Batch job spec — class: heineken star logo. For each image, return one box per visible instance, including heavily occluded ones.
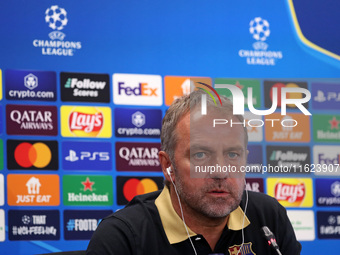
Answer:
[329,117,340,130]
[82,177,95,191]
[235,81,244,90]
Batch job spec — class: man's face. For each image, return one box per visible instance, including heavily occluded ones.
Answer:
[173,108,247,218]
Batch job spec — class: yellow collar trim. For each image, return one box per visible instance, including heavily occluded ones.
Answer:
[155,187,250,244]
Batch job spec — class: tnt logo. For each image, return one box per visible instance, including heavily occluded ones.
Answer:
[118,82,157,97]
[24,74,38,90]
[132,111,145,127]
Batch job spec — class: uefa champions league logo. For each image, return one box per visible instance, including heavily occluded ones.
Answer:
[45,5,68,40]
[32,5,81,56]
[249,17,270,50]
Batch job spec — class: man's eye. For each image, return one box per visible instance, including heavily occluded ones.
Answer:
[194,152,206,159]
[228,152,238,159]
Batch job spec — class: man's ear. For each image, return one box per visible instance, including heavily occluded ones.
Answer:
[159,151,173,183]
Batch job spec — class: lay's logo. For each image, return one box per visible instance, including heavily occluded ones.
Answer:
[275,182,305,205]
[61,106,112,138]
[69,110,103,133]
[267,178,313,207]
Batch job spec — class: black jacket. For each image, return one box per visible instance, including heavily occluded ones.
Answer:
[86,189,301,255]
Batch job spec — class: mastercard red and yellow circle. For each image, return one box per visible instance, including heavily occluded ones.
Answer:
[14,142,52,168]
[123,178,158,202]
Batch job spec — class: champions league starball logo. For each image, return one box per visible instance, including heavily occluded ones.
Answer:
[249,17,270,50]
[238,17,283,65]
[45,5,68,40]
[32,5,82,56]
[45,6,68,30]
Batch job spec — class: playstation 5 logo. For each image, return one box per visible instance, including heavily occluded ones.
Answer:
[314,90,340,103]
[65,150,110,162]
[65,150,79,162]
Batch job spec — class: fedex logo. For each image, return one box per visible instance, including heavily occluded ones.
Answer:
[313,146,340,176]
[118,82,157,96]
[113,74,162,106]
[318,154,340,165]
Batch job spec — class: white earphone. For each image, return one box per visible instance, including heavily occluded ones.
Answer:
[166,166,172,176]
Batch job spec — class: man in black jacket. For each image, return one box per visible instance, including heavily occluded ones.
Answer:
[86,90,301,255]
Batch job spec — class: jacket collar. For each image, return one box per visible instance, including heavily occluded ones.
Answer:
[155,186,250,244]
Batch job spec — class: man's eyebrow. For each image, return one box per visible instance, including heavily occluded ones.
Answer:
[190,144,214,151]
[189,145,245,152]
[225,146,245,152]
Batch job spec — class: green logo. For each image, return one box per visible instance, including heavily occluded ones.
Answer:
[214,78,261,108]
[63,175,113,206]
[64,78,72,88]
[313,114,340,142]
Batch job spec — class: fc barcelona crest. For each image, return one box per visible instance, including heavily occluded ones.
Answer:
[228,242,256,255]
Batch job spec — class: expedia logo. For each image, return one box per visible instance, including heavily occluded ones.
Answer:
[7,140,58,170]
[60,72,110,102]
[275,182,305,204]
[61,106,112,138]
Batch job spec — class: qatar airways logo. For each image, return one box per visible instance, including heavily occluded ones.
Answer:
[275,182,305,204]
[198,84,311,128]
[69,111,103,133]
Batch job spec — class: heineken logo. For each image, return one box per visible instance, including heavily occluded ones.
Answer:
[63,175,113,206]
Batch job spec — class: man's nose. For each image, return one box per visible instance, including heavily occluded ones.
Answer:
[209,156,229,179]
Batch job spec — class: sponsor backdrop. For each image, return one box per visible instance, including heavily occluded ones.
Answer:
[0,0,340,254]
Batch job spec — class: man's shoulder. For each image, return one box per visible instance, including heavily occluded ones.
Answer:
[245,190,284,214]
[247,190,279,204]
[106,190,162,222]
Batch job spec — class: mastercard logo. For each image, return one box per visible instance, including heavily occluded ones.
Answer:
[123,178,159,202]
[15,142,51,168]
[269,82,305,107]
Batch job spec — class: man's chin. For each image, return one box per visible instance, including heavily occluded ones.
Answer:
[200,204,238,219]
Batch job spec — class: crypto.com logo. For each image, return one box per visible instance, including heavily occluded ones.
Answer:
[200,84,311,116]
